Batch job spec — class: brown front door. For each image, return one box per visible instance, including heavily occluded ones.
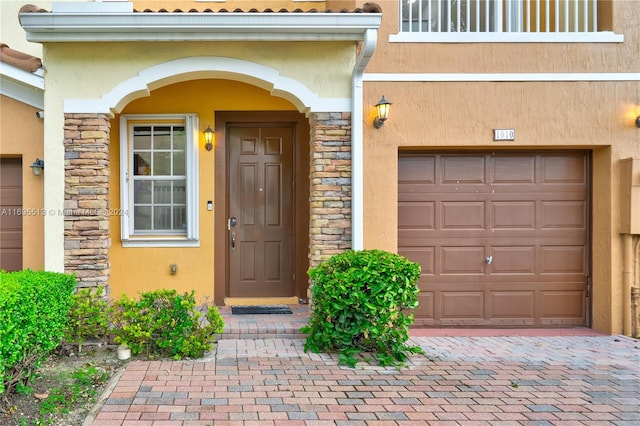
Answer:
[0,158,23,271]
[228,126,294,297]
[398,151,589,327]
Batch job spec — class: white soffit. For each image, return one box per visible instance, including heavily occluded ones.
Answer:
[0,62,44,108]
[19,3,381,42]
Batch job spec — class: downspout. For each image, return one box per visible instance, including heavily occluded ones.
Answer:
[351,28,377,251]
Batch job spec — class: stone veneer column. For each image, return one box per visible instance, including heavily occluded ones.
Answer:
[308,112,352,269]
[63,113,111,291]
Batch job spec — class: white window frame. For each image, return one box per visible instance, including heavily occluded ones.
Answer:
[119,114,200,247]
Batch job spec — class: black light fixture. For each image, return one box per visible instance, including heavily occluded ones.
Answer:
[203,125,214,151]
[30,158,44,176]
[373,95,392,129]
[635,116,640,128]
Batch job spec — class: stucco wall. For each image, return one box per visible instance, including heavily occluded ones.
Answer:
[44,42,354,101]
[0,95,44,269]
[368,0,640,74]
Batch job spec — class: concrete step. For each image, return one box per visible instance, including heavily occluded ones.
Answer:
[215,305,310,340]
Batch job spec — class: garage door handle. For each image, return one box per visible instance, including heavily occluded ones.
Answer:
[485,256,493,265]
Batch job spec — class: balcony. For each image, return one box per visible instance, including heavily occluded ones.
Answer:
[390,0,623,43]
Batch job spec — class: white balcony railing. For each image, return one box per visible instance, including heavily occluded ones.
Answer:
[400,0,598,34]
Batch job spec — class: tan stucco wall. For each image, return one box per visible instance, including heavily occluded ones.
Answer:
[0,95,44,269]
[369,0,640,74]
[108,79,296,300]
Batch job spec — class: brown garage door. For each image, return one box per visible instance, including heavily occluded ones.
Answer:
[0,158,23,271]
[398,151,589,327]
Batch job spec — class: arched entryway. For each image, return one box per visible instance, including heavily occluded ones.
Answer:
[62,59,353,303]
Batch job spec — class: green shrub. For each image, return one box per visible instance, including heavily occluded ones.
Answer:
[111,289,225,359]
[301,249,424,367]
[0,270,76,407]
[64,286,111,351]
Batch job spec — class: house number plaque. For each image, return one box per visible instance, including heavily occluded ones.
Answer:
[493,128,515,141]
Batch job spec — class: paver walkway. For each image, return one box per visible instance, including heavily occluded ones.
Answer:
[87,308,640,425]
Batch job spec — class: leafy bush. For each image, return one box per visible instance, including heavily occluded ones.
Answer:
[111,289,225,359]
[64,286,111,351]
[301,249,424,367]
[0,270,76,408]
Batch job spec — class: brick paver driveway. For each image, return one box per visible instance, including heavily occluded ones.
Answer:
[89,334,640,425]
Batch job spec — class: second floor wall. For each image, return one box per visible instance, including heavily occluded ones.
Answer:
[369,0,640,74]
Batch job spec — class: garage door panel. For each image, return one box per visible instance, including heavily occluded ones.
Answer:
[492,156,536,183]
[440,291,485,318]
[414,292,435,319]
[541,290,585,318]
[0,158,23,272]
[541,201,586,229]
[0,189,21,205]
[399,247,435,275]
[441,156,486,184]
[398,151,588,328]
[0,212,22,230]
[541,246,585,274]
[398,202,434,229]
[398,155,435,185]
[441,246,485,274]
[492,201,535,228]
[541,154,586,184]
[0,231,21,247]
[0,250,22,269]
[441,202,485,229]
[490,291,535,318]
[491,246,536,274]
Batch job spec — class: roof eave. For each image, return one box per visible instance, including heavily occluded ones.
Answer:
[19,12,382,42]
[0,62,44,108]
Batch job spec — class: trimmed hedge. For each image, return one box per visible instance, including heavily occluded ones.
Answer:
[0,270,76,406]
[301,249,424,367]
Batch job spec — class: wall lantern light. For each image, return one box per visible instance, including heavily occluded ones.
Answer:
[30,158,44,176]
[636,116,640,128]
[203,125,214,151]
[373,95,392,129]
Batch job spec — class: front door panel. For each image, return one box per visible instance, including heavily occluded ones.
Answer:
[228,126,294,297]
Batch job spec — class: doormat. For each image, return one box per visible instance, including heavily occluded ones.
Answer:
[231,305,293,315]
